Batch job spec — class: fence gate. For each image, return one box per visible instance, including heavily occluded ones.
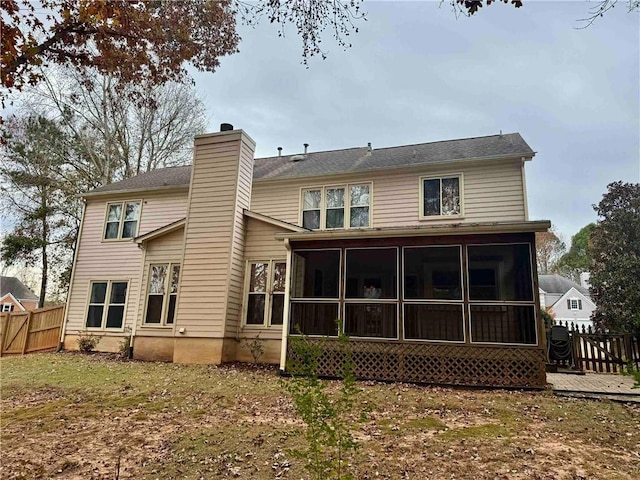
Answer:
[0,305,65,356]
[573,333,640,373]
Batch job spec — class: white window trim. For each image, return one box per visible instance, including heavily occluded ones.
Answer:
[299,182,373,230]
[84,280,129,331]
[102,200,142,241]
[142,263,181,327]
[418,173,464,220]
[569,298,580,310]
[242,259,287,328]
[2,303,14,312]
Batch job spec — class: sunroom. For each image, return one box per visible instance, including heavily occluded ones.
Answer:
[279,223,549,388]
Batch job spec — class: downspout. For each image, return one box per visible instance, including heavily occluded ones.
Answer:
[279,238,293,373]
[58,199,87,351]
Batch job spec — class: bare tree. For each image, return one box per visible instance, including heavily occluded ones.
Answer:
[25,68,207,186]
[535,227,566,275]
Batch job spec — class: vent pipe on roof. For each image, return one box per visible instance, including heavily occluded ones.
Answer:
[220,123,234,132]
[277,147,282,157]
[304,143,309,154]
[367,142,372,152]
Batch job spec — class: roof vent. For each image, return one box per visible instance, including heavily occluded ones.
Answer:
[291,154,305,162]
[304,143,309,154]
[367,142,372,152]
[220,123,234,132]
[277,147,282,157]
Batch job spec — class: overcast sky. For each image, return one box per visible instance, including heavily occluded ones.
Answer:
[192,0,639,244]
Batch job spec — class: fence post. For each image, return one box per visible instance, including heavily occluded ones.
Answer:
[21,310,33,354]
[0,313,7,357]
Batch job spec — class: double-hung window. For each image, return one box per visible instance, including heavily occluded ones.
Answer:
[301,183,371,230]
[244,260,287,327]
[2,303,14,312]
[420,175,462,218]
[144,264,180,325]
[104,201,141,240]
[86,280,128,329]
[568,298,582,310]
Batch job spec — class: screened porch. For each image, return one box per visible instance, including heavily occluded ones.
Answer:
[284,233,547,387]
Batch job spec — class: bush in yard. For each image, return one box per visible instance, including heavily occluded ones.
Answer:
[283,323,365,480]
[118,327,132,359]
[76,331,100,353]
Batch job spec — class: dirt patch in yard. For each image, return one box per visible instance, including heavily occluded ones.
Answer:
[1,353,639,479]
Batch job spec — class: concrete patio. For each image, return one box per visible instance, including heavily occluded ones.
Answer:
[547,372,640,403]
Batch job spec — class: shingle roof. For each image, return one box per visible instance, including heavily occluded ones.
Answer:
[538,274,589,296]
[86,165,192,195]
[1,276,38,300]
[254,133,533,180]
[83,133,533,195]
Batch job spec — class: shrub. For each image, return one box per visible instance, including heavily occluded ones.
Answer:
[540,309,554,328]
[118,327,132,359]
[242,334,265,363]
[77,331,100,353]
[283,323,364,479]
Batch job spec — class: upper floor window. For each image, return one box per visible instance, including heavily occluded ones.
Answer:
[2,303,14,312]
[568,298,582,310]
[301,183,371,230]
[420,175,462,218]
[104,201,141,240]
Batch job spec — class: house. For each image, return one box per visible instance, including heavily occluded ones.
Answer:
[539,274,595,330]
[60,126,550,387]
[1,276,39,312]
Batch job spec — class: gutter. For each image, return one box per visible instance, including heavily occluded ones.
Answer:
[275,220,551,242]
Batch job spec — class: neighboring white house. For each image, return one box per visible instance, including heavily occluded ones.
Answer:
[539,274,595,330]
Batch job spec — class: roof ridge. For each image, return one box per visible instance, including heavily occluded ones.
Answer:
[256,145,366,161]
[254,132,522,161]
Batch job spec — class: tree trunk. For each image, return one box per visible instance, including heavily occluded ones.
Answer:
[39,197,48,308]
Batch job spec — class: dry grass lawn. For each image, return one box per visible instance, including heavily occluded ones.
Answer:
[1,353,639,479]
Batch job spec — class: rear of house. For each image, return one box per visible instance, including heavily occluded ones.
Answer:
[61,127,550,387]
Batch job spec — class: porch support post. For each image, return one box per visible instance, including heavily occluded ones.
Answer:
[279,238,293,371]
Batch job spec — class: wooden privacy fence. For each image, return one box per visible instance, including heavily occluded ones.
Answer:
[0,305,65,356]
[547,321,640,373]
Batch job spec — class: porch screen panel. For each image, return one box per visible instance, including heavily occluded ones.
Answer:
[404,304,464,341]
[470,305,537,344]
[345,248,397,299]
[292,250,340,298]
[290,302,339,336]
[344,303,397,338]
[404,246,462,300]
[468,244,533,301]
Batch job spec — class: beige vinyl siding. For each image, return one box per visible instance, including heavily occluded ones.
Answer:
[244,217,289,259]
[65,191,188,336]
[224,138,255,338]
[137,227,185,336]
[240,217,290,341]
[250,159,526,228]
[174,131,255,338]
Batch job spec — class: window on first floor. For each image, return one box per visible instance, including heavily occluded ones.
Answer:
[420,175,462,218]
[245,260,287,327]
[86,280,128,329]
[144,264,180,325]
[301,183,371,230]
[104,201,141,240]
